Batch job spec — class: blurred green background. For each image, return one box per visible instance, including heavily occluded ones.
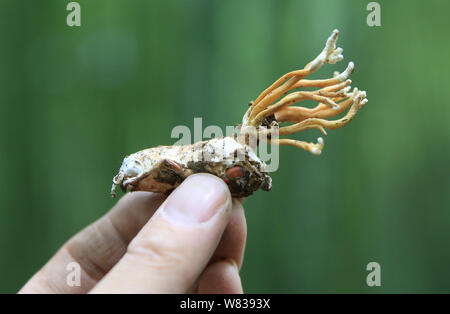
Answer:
[0,0,449,293]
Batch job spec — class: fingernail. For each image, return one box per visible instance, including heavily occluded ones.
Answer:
[225,258,239,272]
[162,174,230,224]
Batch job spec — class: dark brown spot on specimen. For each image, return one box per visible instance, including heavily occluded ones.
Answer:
[226,166,244,179]
[261,113,277,128]
[165,159,183,172]
[155,159,185,186]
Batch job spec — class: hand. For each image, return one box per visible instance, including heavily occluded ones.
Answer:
[19,174,246,294]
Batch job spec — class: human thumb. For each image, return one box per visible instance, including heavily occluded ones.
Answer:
[91,173,232,293]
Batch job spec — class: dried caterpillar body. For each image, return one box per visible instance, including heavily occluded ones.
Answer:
[111,137,272,198]
[111,29,368,198]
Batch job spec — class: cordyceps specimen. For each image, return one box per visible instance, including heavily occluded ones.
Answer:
[111,29,368,198]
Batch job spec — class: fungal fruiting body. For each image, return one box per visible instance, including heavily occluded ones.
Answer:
[111,29,368,198]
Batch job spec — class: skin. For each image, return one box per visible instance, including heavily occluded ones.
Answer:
[19,173,246,294]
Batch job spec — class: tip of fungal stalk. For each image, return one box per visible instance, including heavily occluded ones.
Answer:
[348,87,359,97]
[325,30,339,51]
[328,47,344,64]
[337,62,354,81]
[311,137,324,155]
[307,29,343,71]
[359,91,368,106]
[330,29,339,39]
[342,85,352,94]
[353,90,367,106]
[311,147,321,155]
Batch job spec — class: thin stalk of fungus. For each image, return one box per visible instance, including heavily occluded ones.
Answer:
[111,29,368,198]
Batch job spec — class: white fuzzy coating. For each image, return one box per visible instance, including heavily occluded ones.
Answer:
[347,87,359,98]
[114,136,266,189]
[307,29,342,72]
[341,85,352,93]
[121,156,146,178]
[336,62,354,81]
[311,137,324,155]
[311,147,321,155]
[328,47,344,64]
[205,137,256,161]
[353,90,364,105]
[318,137,324,145]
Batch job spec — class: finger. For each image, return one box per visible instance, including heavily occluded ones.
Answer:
[209,199,247,269]
[91,173,233,294]
[186,199,246,293]
[19,192,165,294]
[197,260,243,294]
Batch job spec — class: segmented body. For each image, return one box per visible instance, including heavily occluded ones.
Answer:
[111,137,272,198]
